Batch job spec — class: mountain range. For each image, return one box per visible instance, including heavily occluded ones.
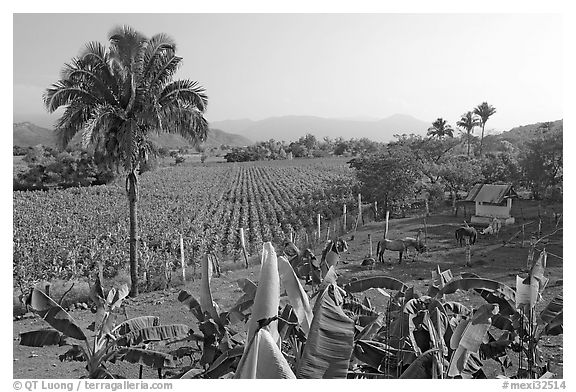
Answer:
[210,114,431,143]
[12,122,252,149]
[13,115,563,150]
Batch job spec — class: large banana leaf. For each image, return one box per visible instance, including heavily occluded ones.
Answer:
[234,329,295,379]
[296,285,355,379]
[245,242,280,350]
[344,275,408,294]
[436,277,515,315]
[178,290,204,322]
[404,296,432,315]
[278,255,313,334]
[26,288,86,341]
[109,347,177,369]
[116,324,191,346]
[399,348,442,379]
[20,329,67,347]
[112,316,160,336]
[200,254,219,320]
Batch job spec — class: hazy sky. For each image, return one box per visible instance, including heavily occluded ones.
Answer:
[13,13,562,132]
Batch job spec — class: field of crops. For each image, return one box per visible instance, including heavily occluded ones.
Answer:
[13,158,358,287]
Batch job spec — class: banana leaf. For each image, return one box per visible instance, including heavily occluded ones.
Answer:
[399,348,442,379]
[116,324,191,346]
[234,329,296,379]
[355,313,386,342]
[178,290,204,322]
[234,278,257,305]
[112,316,160,336]
[539,294,563,324]
[343,295,379,317]
[443,301,471,316]
[200,254,219,320]
[542,311,563,336]
[109,347,177,369]
[297,285,355,379]
[344,275,408,294]
[278,255,313,334]
[436,277,515,315]
[205,346,245,379]
[26,288,86,341]
[20,329,67,347]
[404,296,432,315]
[108,284,129,310]
[354,340,398,370]
[245,242,281,351]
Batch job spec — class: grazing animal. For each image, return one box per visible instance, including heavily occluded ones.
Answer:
[455,226,477,247]
[481,218,502,236]
[376,238,408,264]
[402,237,427,254]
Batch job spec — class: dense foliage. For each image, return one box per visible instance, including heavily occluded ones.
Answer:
[14,145,116,191]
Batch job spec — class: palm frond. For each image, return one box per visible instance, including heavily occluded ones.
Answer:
[44,81,101,113]
[142,34,176,77]
[159,79,208,111]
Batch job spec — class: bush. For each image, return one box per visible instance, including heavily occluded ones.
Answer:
[14,146,116,191]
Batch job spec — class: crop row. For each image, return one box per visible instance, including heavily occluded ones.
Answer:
[13,158,358,286]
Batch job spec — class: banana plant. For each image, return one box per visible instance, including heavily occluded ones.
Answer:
[20,279,190,378]
[176,253,255,378]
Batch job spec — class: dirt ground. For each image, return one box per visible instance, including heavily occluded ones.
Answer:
[13,208,563,379]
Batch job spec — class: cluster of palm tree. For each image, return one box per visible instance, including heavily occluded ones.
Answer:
[44,25,209,297]
[427,102,497,156]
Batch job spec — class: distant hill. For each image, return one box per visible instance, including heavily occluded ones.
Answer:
[209,114,431,143]
[483,119,563,149]
[13,122,57,147]
[13,122,252,149]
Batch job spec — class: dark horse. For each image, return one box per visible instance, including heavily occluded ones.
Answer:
[455,226,477,247]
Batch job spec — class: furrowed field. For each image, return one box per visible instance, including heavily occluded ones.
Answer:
[13,157,357,289]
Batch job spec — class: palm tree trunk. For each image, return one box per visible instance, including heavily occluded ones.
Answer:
[127,170,139,297]
[467,130,471,156]
[479,124,485,156]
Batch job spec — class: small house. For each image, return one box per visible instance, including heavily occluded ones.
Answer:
[465,184,518,225]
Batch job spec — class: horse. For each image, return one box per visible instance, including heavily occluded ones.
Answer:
[376,238,408,264]
[402,237,427,256]
[455,226,477,247]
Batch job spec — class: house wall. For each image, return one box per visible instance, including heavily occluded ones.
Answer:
[475,200,512,218]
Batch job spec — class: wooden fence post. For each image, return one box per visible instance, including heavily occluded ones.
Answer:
[317,214,321,242]
[180,234,186,283]
[354,194,362,232]
[343,204,347,233]
[385,210,390,240]
[326,223,330,241]
[240,228,249,268]
[368,233,373,257]
[465,237,471,267]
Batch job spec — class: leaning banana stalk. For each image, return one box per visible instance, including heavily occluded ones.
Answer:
[200,254,219,320]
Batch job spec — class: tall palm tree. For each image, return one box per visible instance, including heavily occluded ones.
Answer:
[427,118,454,139]
[44,26,209,297]
[473,102,497,156]
[457,111,481,156]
